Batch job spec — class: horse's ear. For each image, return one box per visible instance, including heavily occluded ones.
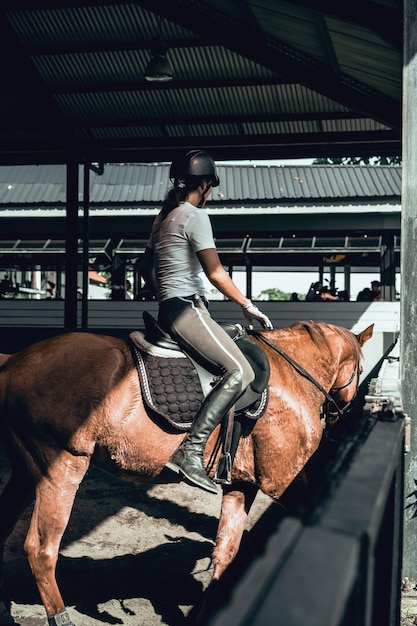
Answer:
[356,324,374,346]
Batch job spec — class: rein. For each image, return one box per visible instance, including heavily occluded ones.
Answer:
[331,361,359,392]
[248,329,357,418]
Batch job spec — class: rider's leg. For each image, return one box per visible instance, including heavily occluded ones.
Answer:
[159,296,254,493]
[166,369,243,493]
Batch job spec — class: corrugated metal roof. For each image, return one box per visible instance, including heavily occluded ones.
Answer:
[0,163,401,207]
[0,1,402,165]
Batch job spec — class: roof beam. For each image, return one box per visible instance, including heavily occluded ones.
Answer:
[314,14,341,79]
[0,127,401,166]
[0,129,398,166]
[0,77,292,97]
[65,131,401,163]
[0,111,373,132]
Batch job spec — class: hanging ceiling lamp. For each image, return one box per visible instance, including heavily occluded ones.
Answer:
[145,17,173,82]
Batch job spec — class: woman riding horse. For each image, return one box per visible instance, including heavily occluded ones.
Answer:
[0,320,373,626]
[139,149,273,494]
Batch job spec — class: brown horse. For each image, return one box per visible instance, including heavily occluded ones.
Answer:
[0,320,373,626]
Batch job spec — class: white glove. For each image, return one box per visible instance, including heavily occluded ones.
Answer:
[242,301,273,330]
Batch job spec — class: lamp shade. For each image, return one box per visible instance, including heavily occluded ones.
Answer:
[145,53,173,82]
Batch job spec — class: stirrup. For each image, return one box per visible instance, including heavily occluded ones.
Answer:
[214,452,232,485]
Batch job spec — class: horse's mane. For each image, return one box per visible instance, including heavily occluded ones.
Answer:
[291,321,329,346]
[290,321,362,360]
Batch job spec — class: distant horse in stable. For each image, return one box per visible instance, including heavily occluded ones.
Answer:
[0,320,373,625]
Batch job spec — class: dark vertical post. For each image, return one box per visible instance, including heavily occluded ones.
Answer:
[110,249,126,300]
[133,261,140,300]
[81,164,90,328]
[381,233,396,301]
[56,263,63,299]
[246,265,252,300]
[242,235,252,299]
[64,162,79,329]
[329,265,336,292]
[344,265,351,300]
[401,0,417,577]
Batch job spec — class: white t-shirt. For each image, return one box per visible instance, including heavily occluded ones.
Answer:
[147,201,216,302]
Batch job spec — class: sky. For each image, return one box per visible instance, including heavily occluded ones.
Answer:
[222,157,315,166]
[204,270,386,301]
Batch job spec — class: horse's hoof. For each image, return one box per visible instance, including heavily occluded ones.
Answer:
[0,602,15,626]
[47,609,75,626]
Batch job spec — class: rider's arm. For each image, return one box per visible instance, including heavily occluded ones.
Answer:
[197,248,273,330]
[139,246,158,297]
[197,248,250,307]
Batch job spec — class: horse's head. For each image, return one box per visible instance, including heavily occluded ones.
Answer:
[325,324,374,425]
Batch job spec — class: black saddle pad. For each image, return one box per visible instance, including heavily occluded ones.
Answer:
[129,332,204,430]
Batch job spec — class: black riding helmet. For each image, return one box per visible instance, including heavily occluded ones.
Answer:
[169,149,220,188]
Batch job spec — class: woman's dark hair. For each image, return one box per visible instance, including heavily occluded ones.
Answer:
[160,177,207,219]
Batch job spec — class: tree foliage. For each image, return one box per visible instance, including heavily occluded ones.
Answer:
[313,156,401,166]
[258,288,299,301]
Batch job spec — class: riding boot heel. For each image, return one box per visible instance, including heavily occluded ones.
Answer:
[166,446,218,494]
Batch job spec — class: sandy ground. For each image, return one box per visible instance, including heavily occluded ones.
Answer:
[0,441,272,626]
[402,579,417,625]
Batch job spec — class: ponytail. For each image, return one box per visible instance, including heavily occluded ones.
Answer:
[160,177,207,220]
[160,187,188,220]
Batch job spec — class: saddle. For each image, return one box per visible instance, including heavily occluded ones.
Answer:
[128,310,270,432]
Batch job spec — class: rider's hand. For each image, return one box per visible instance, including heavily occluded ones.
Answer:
[242,301,273,330]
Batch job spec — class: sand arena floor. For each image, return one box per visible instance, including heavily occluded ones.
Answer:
[0,441,272,626]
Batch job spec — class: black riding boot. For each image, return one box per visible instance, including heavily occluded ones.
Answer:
[165,370,243,494]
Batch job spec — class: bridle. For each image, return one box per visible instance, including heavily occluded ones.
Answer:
[330,360,360,393]
[248,330,360,421]
[326,360,360,423]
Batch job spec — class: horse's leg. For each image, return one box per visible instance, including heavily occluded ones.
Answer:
[0,467,34,626]
[0,468,34,564]
[192,484,258,625]
[212,483,258,580]
[24,452,90,624]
